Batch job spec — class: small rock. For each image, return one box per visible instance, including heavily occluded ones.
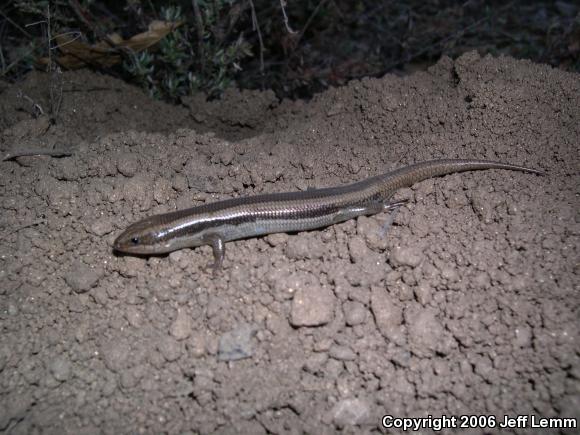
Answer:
[100,339,131,372]
[64,261,104,293]
[170,308,192,340]
[371,287,402,341]
[157,337,182,362]
[218,324,256,361]
[348,236,371,263]
[471,189,493,223]
[291,283,335,327]
[187,332,207,358]
[329,345,357,361]
[125,306,143,328]
[514,325,532,348]
[332,397,371,428]
[406,305,453,357]
[414,282,433,305]
[89,218,113,236]
[116,153,139,177]
[440,266,459,282]
[50,356,71,382]
[343,301,367,326]
[390,245,423,267]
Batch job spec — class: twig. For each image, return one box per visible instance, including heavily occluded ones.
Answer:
[3,149,73,161]
[248,0,264,75]
[293,0,328,50]
[4,218,47,237]
[192,0,205,74]
[42,4,63,124]
[279,0,296,34]
[16,90,45,117]
[0,7,33,39]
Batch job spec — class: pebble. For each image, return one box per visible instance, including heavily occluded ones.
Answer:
[157,337,182,362]
[290,284,335,327]
[64,261,104,293]
[170,308,192,340]
[329,345,356,361]
[390,245,423,267]
[514,325,532,348]
[414,282,433,305]
[331,397,371,428]
[218,324,256,361]
[116,153,139,177]
[406,305,450,357]
[342,301,367,326]
[348,236,371,263]
[370,287,402,341]
[100,339,131,372]
[187,332,207,358]
[50,356,71,382]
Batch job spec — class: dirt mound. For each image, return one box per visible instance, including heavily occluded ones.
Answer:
[0,52,578,433]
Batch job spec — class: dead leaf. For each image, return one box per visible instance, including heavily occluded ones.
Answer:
[38,20,184,69]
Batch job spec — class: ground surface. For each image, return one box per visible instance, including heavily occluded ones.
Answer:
[0,52,578,434]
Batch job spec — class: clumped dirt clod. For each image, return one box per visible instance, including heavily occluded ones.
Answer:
[0,52,578,434]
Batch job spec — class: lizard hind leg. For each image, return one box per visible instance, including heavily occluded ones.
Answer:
[332,199,408,224]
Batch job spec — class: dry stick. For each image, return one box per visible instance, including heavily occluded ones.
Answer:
[192,0,205,75]
[279,0,296,34]
[3,149,72,161]
[44,4,64,123]
[15,90,45,117]
[293,0,328,51]
[0,7,34,39]
[1,6,67,76]
[248,0,265,76]
[2,218,47,238]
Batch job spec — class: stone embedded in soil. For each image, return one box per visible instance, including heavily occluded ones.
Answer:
[217,324,256,361]
[514,325,532,348]
[406,304,455,357]
[64,261,104,293]
[331,397,372,428]
[186,332,207,358]
[348,236,372,263]
[116,153,139,177]
[100,339,131,372]
[371,286,403,341]
[343,300,367,326]
[329,344,357,361]
[170,308,192,340]
[290,284,336,327]
[389,245,423,267]
[157,337,182,362]
[50,356,71,382]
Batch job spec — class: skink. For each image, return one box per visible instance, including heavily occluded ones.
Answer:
[113,159,543,270]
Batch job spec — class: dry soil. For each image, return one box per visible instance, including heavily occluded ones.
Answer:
[0,52,578,434]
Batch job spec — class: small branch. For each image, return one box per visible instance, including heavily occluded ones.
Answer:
[248,0,264,75]
[279,0,296,34]
[3,149,72,161]
[294,0,328,50]
[1,218,47,239]
[16,90,45,117]
[192,0,205,74]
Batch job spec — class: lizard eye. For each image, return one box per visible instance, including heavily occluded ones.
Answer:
[131,237,139,245]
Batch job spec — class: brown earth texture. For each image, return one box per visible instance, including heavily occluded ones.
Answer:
[0,52,579,434]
